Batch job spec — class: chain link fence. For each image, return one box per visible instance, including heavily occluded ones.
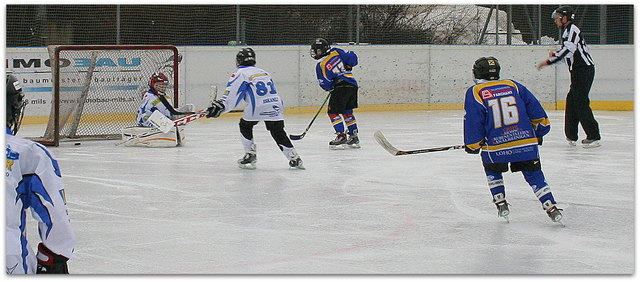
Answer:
[6,4,634,47]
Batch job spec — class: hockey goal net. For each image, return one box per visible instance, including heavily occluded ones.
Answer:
[37,45,179,146]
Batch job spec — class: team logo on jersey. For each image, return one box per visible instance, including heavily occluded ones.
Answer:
[326,57,341,70]
[5,145,19,172]
[481,90,493,99]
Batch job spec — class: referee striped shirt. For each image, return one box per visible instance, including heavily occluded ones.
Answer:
[548,22,595,71]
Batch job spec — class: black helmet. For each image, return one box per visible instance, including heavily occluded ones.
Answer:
[236,48,256,67]
[472,57,501,81]
[552,6,575,20]
[310,38,331,60]
[6,74,27,134]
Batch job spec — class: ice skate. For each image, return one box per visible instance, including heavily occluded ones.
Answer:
[289,156,305,170]
[346,134,361,148]
[581,139,601,148]
[546,206,564,225]
[329,133,347,149]
[566,138,577,146]
[495,200,510,222]
[237,152,257,170]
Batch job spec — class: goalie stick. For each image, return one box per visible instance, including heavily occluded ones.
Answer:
[148,110,209,133]
[373,130,465,156]
[289,92,331,140]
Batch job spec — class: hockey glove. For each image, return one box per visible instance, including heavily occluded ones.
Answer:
[206,100,225,118]
[537,136,543,146]
[36,243,69,274]
[465,145,481,154]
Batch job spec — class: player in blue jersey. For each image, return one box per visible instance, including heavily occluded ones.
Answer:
[310,38,360,149]
[463,57,563,224]
[5,74,76,274]
[206,48,304,170]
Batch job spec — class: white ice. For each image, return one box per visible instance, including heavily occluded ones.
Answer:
[17,110,634,275]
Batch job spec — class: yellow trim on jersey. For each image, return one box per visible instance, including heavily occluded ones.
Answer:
[471,80,518,105]
[482,137,538,151]
[320,51,340,79]
[151,98,162,106]
[466,140,484,150]
[248,73,268,81]
[531,117,550,129]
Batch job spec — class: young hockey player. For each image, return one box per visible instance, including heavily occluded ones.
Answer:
[310,38,360,149]
[206,48,304,170]
[5,74,76,274]
[464,57,563,224]
[121,72,193,147]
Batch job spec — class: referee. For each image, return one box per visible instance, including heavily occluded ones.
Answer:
[537,6,601,148]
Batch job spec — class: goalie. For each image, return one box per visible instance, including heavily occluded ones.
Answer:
[120,72,193,147]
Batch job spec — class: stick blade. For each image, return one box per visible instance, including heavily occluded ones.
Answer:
[289,133,305,140]
[373,130,400,156]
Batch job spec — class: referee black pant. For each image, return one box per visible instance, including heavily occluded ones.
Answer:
[565,65,600,141]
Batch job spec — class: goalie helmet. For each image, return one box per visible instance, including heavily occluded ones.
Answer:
[149,72,169,95]
[6,74,27,134]
[552,6,575,20]
[310,38,331,60]
[236,48,256,67]
[472,57,501,81]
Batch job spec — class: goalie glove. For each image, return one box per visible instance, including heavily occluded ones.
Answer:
[36,243,69,274]
[206,100,225,118]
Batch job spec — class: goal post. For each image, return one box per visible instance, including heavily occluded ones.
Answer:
[37,45,179,146]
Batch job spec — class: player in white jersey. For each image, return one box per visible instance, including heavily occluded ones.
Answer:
[206,48,304,170]
[5,74,76,274]
[121,72,193,147]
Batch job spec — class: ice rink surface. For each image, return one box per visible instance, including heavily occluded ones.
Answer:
[18,110,634,275]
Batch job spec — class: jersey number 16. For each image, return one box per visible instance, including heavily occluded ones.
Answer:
[487,96,520,128]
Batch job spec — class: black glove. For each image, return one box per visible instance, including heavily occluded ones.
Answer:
[537,136,543,146]
[465,145,481,154]
[206,100,225,118]
[36,243,69,274]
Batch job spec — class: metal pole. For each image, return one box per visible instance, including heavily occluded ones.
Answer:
[600,5,607,44]
[495,5,499,44]
[236,5,240,44]
[507,5,512,45]
[116,5,121,45]
[348,5,353,42]
[537,5,541,44]
[356,5,361,44]
[478,7,493,44]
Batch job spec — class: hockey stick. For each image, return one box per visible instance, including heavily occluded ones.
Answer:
[289,92,331,140]
[373,130,465,156]
[149,85,219,133]
[149,110,209,133]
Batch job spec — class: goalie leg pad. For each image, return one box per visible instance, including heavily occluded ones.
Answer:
[121,126,183,147]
